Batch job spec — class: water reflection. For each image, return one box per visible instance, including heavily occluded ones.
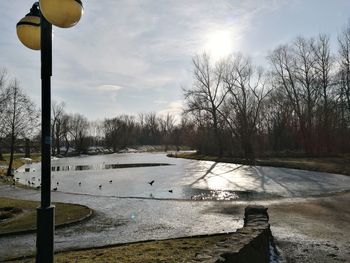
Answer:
[47,163,171,172]
[186,187,281,201]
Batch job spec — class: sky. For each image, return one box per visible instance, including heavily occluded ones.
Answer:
[1,0,350,121]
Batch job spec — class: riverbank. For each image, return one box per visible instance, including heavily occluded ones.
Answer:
[169,152,350,176]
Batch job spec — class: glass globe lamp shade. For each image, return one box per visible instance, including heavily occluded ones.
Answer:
[16,3,41,50]
[40,0,83,28]
[16,14,41,50]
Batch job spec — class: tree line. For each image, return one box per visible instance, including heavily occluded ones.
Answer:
[183,24,350,159]
[0,71,191,160]
[0,73,191,177]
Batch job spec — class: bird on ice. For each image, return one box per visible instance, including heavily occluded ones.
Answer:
[148,180,155,186]
[53,187,57,191]
[109,180,112,183]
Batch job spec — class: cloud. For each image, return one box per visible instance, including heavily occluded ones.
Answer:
[158,100,184,123]
[96,85,124,92]
[154,100,168,104]
[2,0,345,121]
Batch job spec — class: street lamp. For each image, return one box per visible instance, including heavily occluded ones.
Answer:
[16,1,83,262]
[40,0,83,28]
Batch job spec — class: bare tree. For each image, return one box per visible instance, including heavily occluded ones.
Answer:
[60,114,72,155]
[264,72,300,153]
[268,38,319,154]
[51,101,65,155]
[184,53,228,155]
[2,80,38,176]
[118,115,137,148]
[68,113,89,154]
[312,35,334,151]
[221,54,269,160]
[0,69,8,160]
[88,120,104,148]
[338,22,350,118]
[144,112,160,145]
[159,113,175,150]
[294,37,319,152]
[104,117,122,152]
[0,69,7,109]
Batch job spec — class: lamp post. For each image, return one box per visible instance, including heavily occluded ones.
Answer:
[16,1,83,262]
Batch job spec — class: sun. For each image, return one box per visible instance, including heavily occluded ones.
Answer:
[203,29,234,61]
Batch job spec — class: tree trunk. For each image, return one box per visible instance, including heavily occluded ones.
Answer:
[242,132,255,163]
[55,124,61,155]
[64,135,70,155]
[6,132,15,177]
[212,112,223,156]
[25,138,30,158]
[0,139,3,161]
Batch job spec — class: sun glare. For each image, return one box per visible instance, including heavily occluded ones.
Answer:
[204,29,234,60]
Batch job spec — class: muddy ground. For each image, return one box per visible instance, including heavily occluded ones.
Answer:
[268,192,350,262]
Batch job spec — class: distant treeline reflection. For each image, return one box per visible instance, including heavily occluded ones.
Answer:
[49,163,171,172]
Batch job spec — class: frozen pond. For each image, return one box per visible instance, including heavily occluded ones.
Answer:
[15,152,350,200]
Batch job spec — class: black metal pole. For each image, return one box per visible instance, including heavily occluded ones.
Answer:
[36,10,55,263]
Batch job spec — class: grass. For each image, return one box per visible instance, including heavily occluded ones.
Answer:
[171,152,350,176]
[7,234,228,263]
[0,197,92,236]
[257,156,350,175]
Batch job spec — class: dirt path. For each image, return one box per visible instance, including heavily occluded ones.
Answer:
[269,192,350,262]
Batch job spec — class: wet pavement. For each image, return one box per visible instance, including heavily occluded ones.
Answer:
[1,152,350,260]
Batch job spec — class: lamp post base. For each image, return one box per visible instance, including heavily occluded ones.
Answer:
[36,205,55,263]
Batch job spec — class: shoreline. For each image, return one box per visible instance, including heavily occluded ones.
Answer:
[169,152,350,176]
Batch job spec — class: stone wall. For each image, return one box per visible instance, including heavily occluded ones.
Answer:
[190,205,274,263]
